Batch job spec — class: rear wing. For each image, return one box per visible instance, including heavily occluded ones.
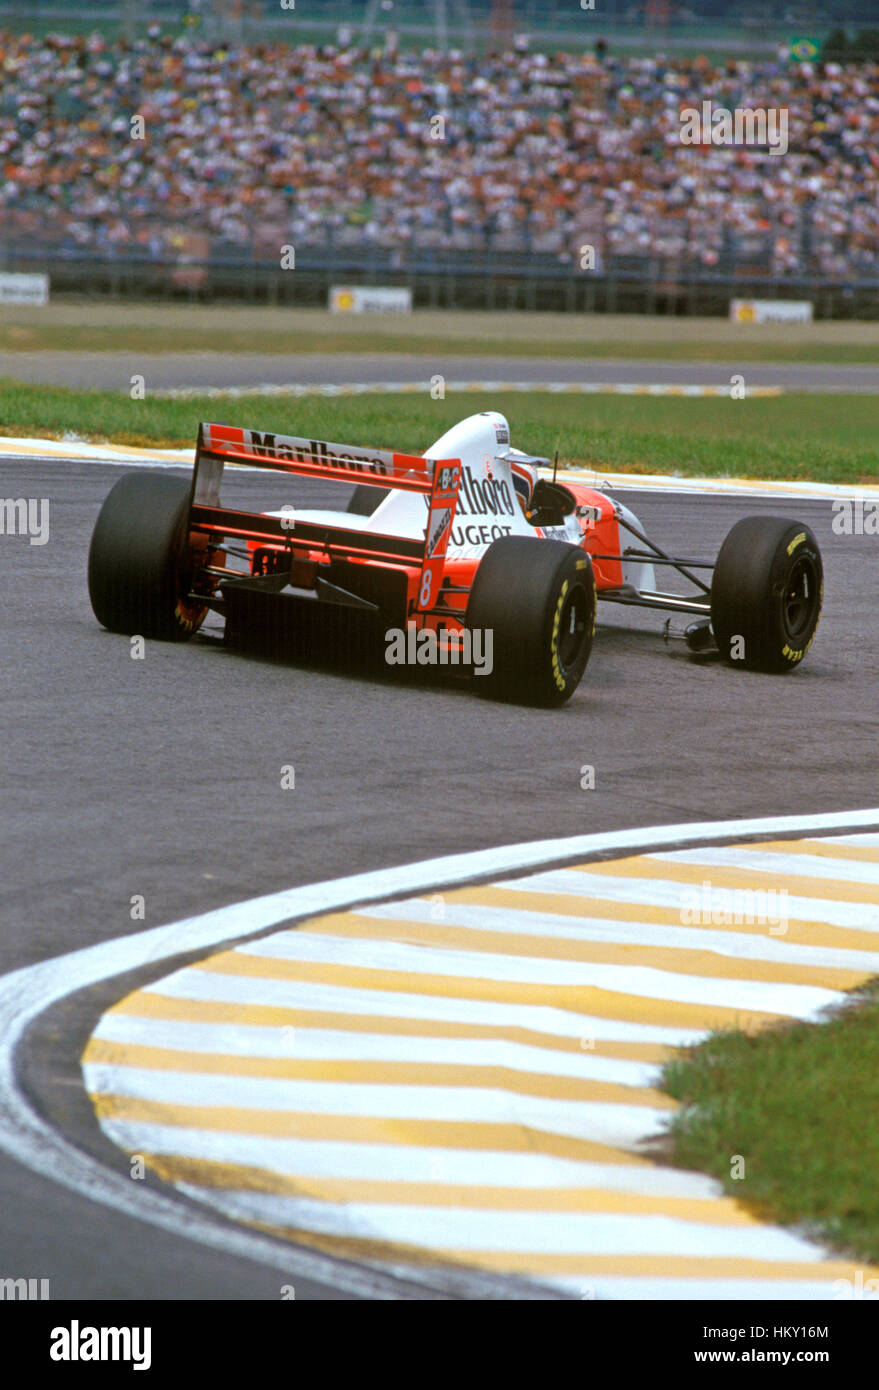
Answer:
[189,423,461,612]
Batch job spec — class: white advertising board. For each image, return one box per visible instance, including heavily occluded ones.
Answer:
[330,286,412,313]
[0,272,49,305]
[730,299,813,324]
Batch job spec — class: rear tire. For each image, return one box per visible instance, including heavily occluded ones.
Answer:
[465,537,596,706]
[88,473,209,641]
[711,516,822,671]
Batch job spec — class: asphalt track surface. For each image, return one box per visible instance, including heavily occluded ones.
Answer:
[3,350,879,392]
[2,453,878,1299]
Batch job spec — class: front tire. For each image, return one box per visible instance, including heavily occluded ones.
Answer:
[88,473,209,641]
[465,536,596,705]
[711,516,823,671]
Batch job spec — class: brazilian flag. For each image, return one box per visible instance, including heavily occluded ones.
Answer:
[789,36,821,61]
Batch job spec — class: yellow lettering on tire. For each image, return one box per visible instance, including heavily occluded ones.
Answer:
[550,582,569,691]
[174,598,205,632]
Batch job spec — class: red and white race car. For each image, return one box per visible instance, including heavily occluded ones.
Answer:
[88,410,823,706]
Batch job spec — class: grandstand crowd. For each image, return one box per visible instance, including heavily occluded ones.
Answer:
[1,25,878,278]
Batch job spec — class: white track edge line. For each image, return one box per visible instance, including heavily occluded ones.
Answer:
[2,806,879,1298]
[4,439,879,501]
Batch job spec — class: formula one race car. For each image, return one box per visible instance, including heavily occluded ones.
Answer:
[87,411,823,706]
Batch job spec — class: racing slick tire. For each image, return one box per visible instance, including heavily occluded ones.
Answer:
[710,516,823,672]
[88,473,210,642]
[465,536,596,706]
[347,484,389,516]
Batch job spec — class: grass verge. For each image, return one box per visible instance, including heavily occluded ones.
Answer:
[3,304,879,363]
[2,380,878,484]
[661,984,879,1267]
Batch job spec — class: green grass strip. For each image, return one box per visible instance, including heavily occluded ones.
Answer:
[4,322,879,364]
[2,381,878,484]
[662,986,879,1265]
